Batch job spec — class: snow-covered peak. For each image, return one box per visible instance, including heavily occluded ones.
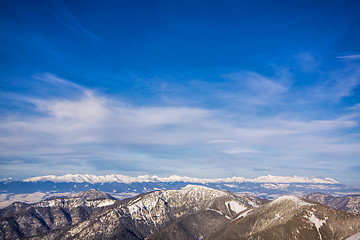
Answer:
[251,175,338,184]
[172,184,229,199]
[0,178,14,183]
[179,184,227,196]
[74,189,115,200]
[23,174,142,184]
[182,184,215,191]
[22,174,339,184]
[270,195,314,207]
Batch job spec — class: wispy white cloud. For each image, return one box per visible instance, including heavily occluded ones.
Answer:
[215,70,291,108]
[0,73,359,180]
[295,63,360,103]
[336,54,360,59]
[222,148,261,154]
[349,103,360,110]
[294,52,321,72]
[206,139,237,144]
[325,65,360,100]
[275,117,358,133]
[43,1,99,42]
[33,73,83,90]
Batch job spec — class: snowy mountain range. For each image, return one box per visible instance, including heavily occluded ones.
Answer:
[22,174,339,184]
[1,186,359,240]
[1,174,359,209]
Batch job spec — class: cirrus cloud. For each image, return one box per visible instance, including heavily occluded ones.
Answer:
[0,71,359,183]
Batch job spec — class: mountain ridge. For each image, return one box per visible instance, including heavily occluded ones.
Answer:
[0,186,264,239]
[1,187,360,240]
[209,195,360,240]
[2,174,359,209]
[22,174,339,184]
[303,192,360,214]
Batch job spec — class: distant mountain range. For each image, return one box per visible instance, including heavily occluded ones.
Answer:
[1,174,359,209]
[1,186,359,240]
[20,174,340,184]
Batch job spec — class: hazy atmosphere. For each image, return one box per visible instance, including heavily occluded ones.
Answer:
[1,0,360,186]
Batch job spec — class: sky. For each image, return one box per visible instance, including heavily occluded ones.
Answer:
[0,0,360,186]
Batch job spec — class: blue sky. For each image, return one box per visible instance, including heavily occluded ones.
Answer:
[1,0,360,186]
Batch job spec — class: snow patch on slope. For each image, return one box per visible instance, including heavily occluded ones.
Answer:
[179,185,228,198]
[97,199,116,207]
[305,212,327,240]
[225,201,247,214]
[235,209,253,219]
[346,232,360,240]
[270,196,314,207]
